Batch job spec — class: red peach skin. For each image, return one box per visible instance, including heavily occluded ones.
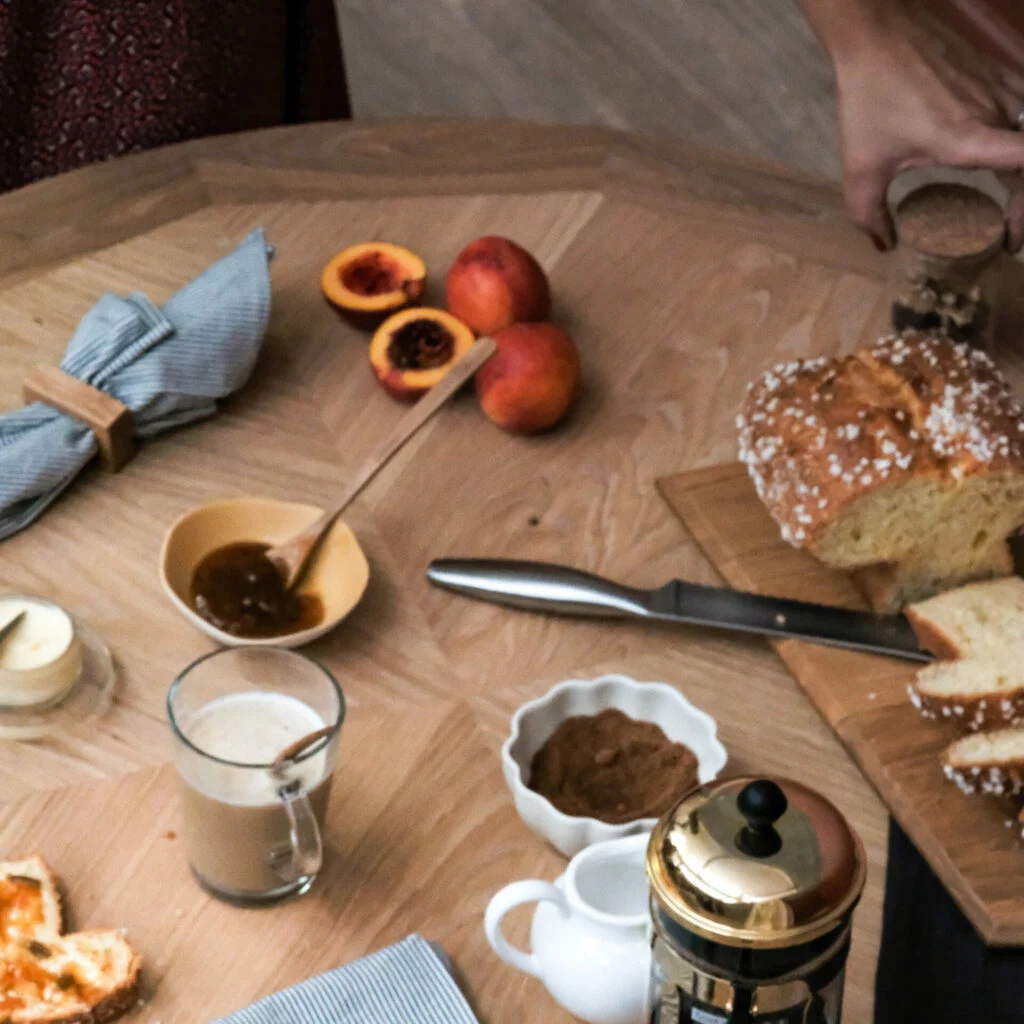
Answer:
[445,236,550,335]
[476,322,580,433]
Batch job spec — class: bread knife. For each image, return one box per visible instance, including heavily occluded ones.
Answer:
[425,558,932,662]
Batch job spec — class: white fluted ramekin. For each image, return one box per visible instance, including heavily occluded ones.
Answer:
[502,673,727,857]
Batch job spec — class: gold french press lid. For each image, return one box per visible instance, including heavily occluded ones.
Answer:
[646,776,866,950]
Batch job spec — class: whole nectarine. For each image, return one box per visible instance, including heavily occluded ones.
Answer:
[445,236,550,335]
[476,323,580,434]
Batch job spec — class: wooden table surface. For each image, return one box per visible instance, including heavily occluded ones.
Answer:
[0,119,901,1023]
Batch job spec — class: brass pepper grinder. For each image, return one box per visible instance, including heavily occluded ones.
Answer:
[889,180,1008,353]
[646,776,866,1024]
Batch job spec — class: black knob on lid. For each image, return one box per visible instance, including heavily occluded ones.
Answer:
[738,779,788,827]
[736,779,788,858]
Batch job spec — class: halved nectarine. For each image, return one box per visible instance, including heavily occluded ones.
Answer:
[369,308,475,402]
[322,242,427,330]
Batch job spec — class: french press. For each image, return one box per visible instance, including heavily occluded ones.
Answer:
[646,776,866,1024]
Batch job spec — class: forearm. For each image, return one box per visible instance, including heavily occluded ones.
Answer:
[793,0,1024,250]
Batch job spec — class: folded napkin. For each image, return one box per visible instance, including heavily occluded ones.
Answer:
[213,935,479,1024]
[0,229,272,541]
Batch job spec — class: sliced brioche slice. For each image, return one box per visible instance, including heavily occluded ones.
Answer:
[0,929,140,1024]
[943,728,1024,797]
[907,576,1024,659]
[0,858,63,942]
[911,650,1024,731]
[858,543,1015,617]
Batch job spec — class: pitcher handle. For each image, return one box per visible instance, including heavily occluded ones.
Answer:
[484,880,569,979]
[274,778,323,883]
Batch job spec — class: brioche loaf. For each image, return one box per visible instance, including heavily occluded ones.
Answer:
[854,543,1014,617]
[0,857,140,1024]
[738,333,1024,612]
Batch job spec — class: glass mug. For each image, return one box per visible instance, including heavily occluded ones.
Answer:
[168,647,345,904]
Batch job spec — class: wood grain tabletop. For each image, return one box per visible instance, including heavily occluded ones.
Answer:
[0,119,906,1023]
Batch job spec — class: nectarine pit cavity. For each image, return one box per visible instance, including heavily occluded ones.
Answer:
[386,318,455,370]
[341,254,402,297]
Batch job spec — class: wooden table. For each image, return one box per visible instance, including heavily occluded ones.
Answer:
[0,120,900,1023]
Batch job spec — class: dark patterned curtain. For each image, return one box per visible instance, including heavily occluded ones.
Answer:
[0,0,350,193]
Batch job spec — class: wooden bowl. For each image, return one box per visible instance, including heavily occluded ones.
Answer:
[160,497,370,648]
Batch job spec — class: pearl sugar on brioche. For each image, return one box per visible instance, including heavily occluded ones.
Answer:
[738,333,1024,612]
[943,728,1024,798]
[906,579,1024,836]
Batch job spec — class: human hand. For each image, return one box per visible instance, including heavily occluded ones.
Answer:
[833,13,1024,251]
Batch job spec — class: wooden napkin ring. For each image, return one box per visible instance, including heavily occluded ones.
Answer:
[23,364,135,472]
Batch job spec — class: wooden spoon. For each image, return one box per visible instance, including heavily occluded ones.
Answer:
[270,725,335,776]
[267,336,497,590]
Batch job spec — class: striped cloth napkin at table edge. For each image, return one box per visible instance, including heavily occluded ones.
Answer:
[0,229,272,541]
[211,935,480,1024]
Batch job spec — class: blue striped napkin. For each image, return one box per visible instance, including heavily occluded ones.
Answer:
[212,935,479,1024]
[0,229,272,541]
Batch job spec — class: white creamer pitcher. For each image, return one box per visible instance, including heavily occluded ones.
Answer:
[484,831,651,1024]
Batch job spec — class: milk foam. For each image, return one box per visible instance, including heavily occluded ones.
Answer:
[180,692,329,805]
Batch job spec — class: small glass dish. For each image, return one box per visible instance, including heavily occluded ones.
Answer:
[0,600,115,740]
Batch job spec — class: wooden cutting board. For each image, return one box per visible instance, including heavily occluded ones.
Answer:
[0,700,568,1024]
[658,462,1024,946]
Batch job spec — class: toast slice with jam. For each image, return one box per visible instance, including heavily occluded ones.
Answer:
[0,857,140,1024]
[0,857,63,941]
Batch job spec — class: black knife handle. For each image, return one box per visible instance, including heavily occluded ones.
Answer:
[655,579,931,661]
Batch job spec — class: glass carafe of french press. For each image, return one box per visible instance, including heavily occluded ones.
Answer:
[646,777,866,1024]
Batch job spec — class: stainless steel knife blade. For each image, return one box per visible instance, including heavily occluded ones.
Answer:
[425,558,932,662]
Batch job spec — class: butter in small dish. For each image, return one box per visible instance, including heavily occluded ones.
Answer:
[0,597,82,709]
